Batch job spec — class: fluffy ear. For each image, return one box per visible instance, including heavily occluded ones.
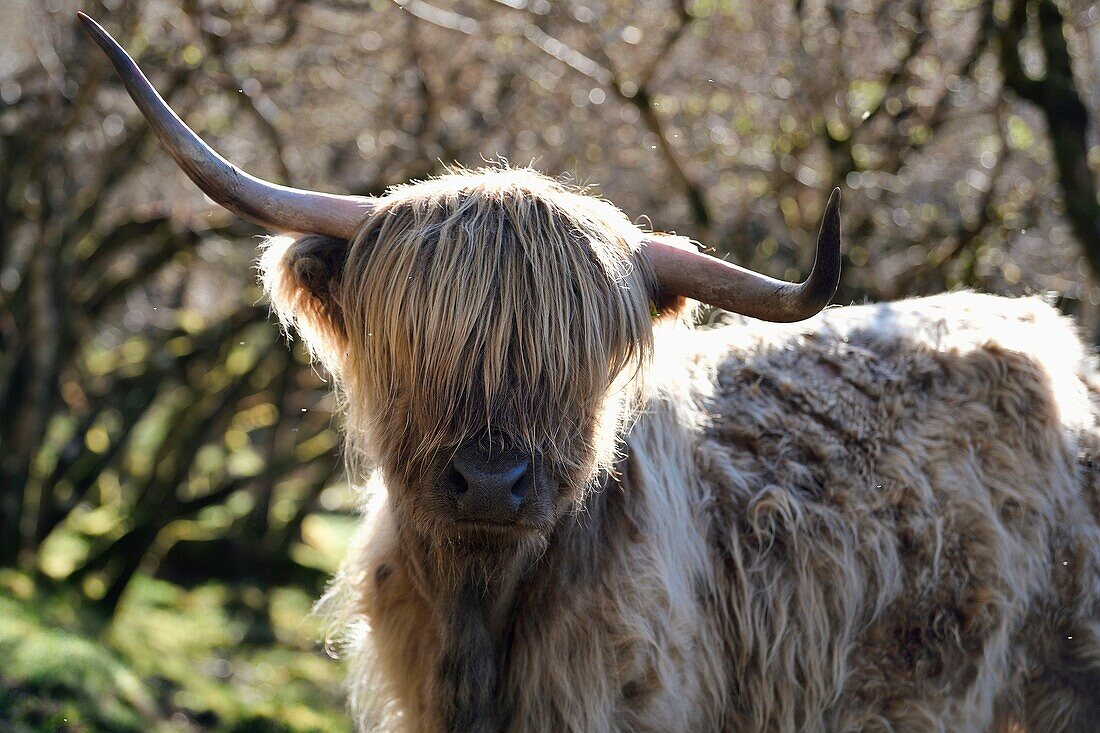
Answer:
[260,234,349,374]
[639,234,692,321]
[650,285,690,321]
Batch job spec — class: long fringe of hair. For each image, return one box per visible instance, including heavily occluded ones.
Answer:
[263,167,659,495]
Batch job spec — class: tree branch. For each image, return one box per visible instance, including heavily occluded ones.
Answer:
[999,0,1100,275]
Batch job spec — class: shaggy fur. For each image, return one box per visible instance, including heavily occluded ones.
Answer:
[261,168,1100,732]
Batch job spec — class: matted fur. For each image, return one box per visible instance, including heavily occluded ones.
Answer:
[261,168,1100,731]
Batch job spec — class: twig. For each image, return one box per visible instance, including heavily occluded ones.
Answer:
[890,103,1010,295]
[182,0,295,184]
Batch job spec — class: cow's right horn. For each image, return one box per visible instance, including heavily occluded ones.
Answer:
[78,12,372,239]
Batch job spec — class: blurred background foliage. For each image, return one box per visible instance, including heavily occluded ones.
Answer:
[1,0,1099,730]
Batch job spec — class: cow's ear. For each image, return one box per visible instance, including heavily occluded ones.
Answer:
[260,234,349,372]
[649,289,689,321]
[637,240,691,321]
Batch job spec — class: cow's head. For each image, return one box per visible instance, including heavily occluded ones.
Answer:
[80,13,841,568]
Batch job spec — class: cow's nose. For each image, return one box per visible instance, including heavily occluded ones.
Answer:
[447,452,532,522]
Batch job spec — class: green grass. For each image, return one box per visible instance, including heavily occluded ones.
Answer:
[0,579,349,732]
[0,513,355,733]
[110,577,349,732]
[0,593,153,732]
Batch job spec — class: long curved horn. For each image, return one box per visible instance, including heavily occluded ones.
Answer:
[77,12,371,239]
[645,188,842,322]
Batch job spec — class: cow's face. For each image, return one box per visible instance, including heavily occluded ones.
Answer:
[264,169,658,558]
[84,7,842,572]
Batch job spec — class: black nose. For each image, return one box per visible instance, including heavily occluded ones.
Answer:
[446,450,532,522]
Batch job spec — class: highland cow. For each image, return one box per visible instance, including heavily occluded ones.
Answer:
[81,13,1100,733]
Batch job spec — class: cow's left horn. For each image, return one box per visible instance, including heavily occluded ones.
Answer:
[77,13,371,239]
[645,187,842,322]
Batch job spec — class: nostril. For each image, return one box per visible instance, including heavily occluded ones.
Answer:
[447,465,469,496]
[497,461,528,493]
[509,465,531,500]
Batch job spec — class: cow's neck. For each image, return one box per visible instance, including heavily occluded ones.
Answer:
[395,530,526,732]
[415,472,621,733]
[433,577,501,732]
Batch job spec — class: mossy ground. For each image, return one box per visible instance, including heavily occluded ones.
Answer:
[0,516,357,732]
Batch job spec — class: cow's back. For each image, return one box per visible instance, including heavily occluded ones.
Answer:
[682,292,1100,731]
